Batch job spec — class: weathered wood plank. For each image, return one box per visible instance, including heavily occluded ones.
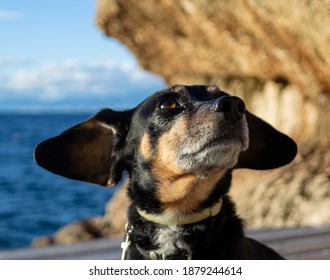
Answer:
[286,249,330,260]
[0,227,329,260]
[0,239,122,260]
[247,227,330,243]
[252,227,330,260]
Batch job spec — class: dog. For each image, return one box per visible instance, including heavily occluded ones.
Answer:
[34,84,297,259]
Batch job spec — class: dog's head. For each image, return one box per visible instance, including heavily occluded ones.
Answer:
[34,85,297,209]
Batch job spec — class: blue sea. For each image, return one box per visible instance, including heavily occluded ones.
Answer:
[0,113,119,250]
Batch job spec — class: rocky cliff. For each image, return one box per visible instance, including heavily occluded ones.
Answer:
[33,0,330,246]
[97,0,329,146]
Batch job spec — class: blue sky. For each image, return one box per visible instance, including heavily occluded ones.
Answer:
[0,0,165,112]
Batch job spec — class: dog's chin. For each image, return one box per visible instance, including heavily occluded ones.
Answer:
[177,138,247,174]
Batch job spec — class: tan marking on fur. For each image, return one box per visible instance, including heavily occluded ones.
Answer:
[155,116,189,174]
[155,168,227,214]
[151,116,227,213]
[140,133,153,160]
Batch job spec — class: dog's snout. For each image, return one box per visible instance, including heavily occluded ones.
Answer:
[211,96,246,121]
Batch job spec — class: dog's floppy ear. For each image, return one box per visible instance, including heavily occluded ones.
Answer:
[236,111,297,170]
[34,109,132,186]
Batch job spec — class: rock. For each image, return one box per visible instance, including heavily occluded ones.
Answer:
[54,216,106,245]
[31,236,54,247]
[103,180,129,238]
[32,216,108,247]
[231,147,330,228]
[97,0,330,94]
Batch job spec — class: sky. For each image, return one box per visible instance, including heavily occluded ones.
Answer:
[0,0,165,112]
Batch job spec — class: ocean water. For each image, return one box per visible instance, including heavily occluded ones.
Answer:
[0,113,119,250]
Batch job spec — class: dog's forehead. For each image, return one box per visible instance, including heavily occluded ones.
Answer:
[131,84,228,131]
[181,84,225,101]
[155,84,226,101]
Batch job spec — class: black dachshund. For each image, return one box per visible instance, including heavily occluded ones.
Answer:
[35,85,297,259]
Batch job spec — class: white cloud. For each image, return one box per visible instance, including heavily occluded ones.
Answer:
[0,9,23,20]
[0,58,164,104]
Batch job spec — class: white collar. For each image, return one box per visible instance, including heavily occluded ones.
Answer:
[136,198,223,225]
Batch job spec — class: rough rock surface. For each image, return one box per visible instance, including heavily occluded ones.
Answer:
[97,0,330,96]
[232,147,330,228]
[32,0,330,246]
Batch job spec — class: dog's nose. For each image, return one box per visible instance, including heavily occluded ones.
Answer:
[210,96,246,121]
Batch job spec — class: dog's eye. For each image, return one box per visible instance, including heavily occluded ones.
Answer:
[158,99,180,109]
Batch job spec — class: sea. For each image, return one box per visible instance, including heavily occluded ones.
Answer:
[0,113,120,251]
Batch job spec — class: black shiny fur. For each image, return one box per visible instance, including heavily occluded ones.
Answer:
[34,85,297,259]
